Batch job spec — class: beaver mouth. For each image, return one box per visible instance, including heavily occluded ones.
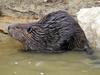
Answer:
[8,26,25,42]
[8,27,14,37]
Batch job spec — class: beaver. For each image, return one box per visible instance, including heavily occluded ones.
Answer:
[8,10,93,54]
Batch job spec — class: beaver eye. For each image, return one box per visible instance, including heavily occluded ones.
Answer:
[27,27,33,33]
[16,26,20,29]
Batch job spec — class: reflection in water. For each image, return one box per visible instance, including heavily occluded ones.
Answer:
[0,34,100,75]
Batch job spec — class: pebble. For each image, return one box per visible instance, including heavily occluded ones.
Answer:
[44,0,47,2]
[14,72,17,74]
[81,70,88,73]
[35,61,43,67]
[28,61,32,64]
[14,61,18,65]
[40,72,44,75]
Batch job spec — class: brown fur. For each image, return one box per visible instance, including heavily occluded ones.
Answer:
[8,10,93,54]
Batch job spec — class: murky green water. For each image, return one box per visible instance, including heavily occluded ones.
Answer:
[0,34,100,75]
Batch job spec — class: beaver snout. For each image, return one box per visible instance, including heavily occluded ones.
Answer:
[8,26,11,30]
[8,25,13,33]
[8,25,18,36]
[8,25,14,36]
[8,25,15,31]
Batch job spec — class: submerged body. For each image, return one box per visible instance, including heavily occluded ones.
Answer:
[8,10,93,54]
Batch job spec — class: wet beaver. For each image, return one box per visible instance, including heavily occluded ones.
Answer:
[8,10,93,54]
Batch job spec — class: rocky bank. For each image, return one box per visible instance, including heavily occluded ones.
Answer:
[0,0,100,49]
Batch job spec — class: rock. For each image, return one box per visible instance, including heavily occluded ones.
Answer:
[77,7,100,49]
[0,24,9,34]
[68,0,95,15]
[0,0,68,18]
[0,0,97,18]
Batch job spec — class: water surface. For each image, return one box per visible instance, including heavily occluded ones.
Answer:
[0,34,100,75]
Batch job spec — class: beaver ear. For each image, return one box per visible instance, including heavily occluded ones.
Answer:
[27,27,33,33]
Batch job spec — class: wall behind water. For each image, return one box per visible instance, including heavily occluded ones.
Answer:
[0,0,98,18]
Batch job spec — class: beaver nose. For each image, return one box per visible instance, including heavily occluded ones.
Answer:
[8,26,10,30]
[8,25,14,30]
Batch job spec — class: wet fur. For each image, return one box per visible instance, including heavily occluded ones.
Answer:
[8,10,93,54]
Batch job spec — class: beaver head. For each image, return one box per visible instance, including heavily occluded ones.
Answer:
[8,23,45,51]
[8,23,32,42]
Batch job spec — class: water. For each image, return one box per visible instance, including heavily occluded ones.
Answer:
[0,34,100,75]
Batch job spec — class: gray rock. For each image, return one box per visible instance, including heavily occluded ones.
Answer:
[77,7,100,49]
